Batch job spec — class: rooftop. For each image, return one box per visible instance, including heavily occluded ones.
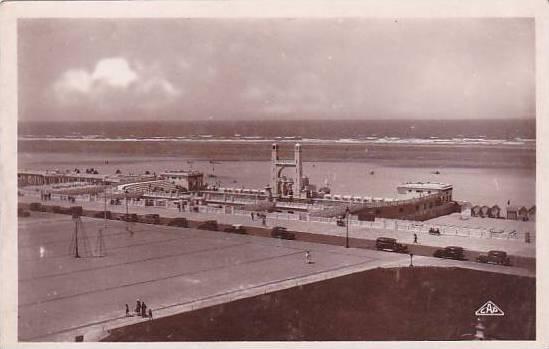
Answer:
[397,182,452,191]
[160,170,203,176]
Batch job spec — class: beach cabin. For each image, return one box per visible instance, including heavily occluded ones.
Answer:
[489,205,501,218]
[480,205,490,218]
[518,206,529,221]
[506,206,518,220]
[528,206,536,221]
[471,205,481,217]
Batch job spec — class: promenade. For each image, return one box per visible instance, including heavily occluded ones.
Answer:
[18,195,536,259]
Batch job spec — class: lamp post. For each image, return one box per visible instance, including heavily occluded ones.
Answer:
[345,206,350,248]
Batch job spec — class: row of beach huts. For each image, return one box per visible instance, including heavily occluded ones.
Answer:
[469,204,535,221]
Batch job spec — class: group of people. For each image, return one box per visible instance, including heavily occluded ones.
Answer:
[250,212,267,226]
[125,299,153,320]
[428,227,442,236]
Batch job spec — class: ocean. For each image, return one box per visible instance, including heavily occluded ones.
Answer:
[17,119,536,208]
[18,119,535,144]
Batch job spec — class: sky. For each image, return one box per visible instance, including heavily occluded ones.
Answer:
[18,18,535,121]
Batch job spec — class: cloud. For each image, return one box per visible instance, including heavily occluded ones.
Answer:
[92,58,137,88]
[52,57,180,110]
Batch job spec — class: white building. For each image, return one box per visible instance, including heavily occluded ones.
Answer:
[397,182,453,202]
[160,170,204,192]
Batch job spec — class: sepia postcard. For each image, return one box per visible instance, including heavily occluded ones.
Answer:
[0,1,548,348]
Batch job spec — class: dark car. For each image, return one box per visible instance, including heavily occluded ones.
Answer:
[18,208,31,217]
[433,246,466,260]
[140,214,160,224]
[271,226,295,240]
[198,220,218,231]
[29,202,43,211]
[93,211,112,219]
[375,237,409,253]
[167,217,189,228]
[118,213,139,222]
[476,250,511,266]
[224,224,247,234]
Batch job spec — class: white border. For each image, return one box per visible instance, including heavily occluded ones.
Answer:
[1,1,547,348]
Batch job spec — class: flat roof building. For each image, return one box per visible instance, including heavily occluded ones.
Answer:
[160,170,204,192]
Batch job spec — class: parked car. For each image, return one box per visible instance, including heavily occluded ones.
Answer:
[167,217,189,228]
[50,205,63,213]
[117,213,139,222]
[18,208,30,217]
[375,237,408,253]
[197,220,218,231]
[29,202,43,211]
[140,214,161,224]
[433,246,466,260]
[70,206,83,217]
[93,211,112,219]
[223,224,247,234]
[271,226,295,240]
[476,250,511,266]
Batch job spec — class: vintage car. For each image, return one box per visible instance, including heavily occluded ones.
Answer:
[167,217,189,228]
[433,246,466,260]
[197,220,218,231]
[476,250,511,266]
[29,202,43,211]
[93,211,112,219]
[375,237,409,253]
[270,226,295,240]
[18,208,31,217]
[223,224,247,234]
[140,214,161,224]
[117,213,139,222]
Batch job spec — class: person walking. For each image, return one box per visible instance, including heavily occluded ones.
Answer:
[251,212,255,221]
[148,308,153,321]
[413,233,418,244]
[141,302,147,318]
[125,304,130,317]
[305,250,312,264]
[135,300,141,316]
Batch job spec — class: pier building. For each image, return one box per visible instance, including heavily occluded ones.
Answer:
[160,170,204,192]
[17,144,460,221]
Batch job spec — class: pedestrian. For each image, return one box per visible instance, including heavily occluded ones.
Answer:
[305,250,312,264]
[251,212,255,221]
[262,216,266,226]
[135,300,141,315]
[125,304,130,317]
[413,233,418,244]
[148,308,153,320]
[141,302,147,318]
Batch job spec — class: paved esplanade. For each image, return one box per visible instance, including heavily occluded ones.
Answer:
[19,212,408,341]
